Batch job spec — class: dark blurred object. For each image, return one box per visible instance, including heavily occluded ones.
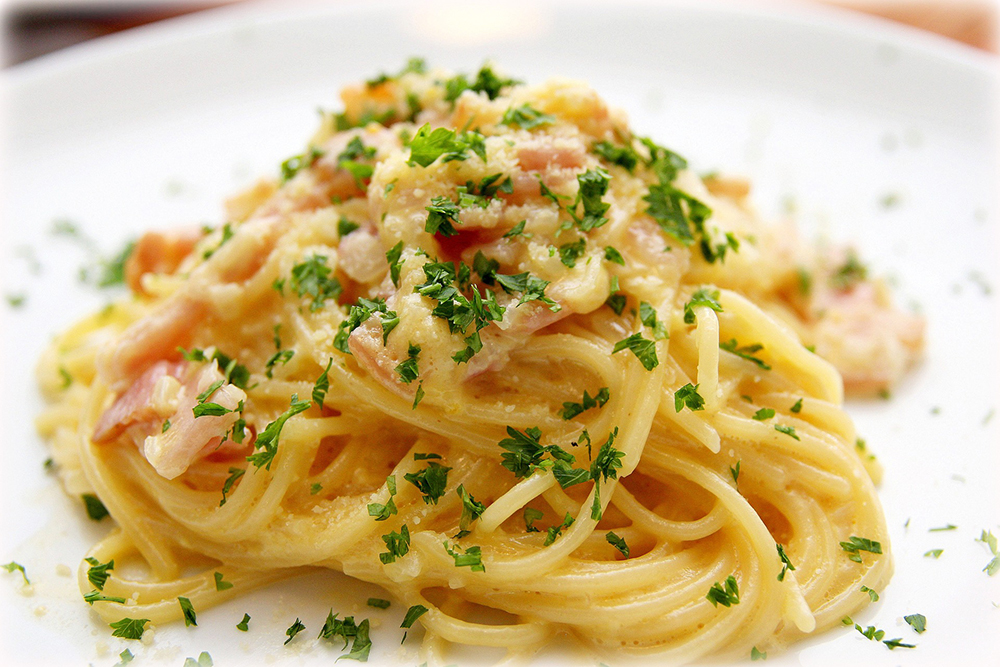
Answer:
[3,2,229,67]
[3,0,997,69]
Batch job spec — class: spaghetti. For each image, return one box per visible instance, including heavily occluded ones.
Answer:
[36,62,922,663]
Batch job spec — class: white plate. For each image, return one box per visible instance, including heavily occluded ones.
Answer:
[2,0,998,665]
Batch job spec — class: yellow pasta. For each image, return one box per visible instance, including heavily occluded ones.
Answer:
[36,62,922,663]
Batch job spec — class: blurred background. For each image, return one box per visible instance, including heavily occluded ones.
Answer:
[1,0,997,67]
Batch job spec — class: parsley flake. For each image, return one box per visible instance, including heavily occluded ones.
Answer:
[674,383,705,412]
[606,531,630,557]
[706,576,740,607]
[612,332,658,370]
[109,617,149,640]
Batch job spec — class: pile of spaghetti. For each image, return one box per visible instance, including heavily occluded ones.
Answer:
[36,62,923,663]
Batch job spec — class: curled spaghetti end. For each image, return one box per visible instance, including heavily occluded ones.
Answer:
[36,60,909,662]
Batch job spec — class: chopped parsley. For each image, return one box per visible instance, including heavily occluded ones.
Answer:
[401,603,429,628]
[604,246,625,265]
[753,408,775,421]
[280,146,324,182]
[394,343,421,383]
[606,531,629,557]
[284,617,306,644]
[839,535,883,563]
[290,254,342,311]
[776,543,796,581]
[379,524,411,564]
[558,238,586,268]
[219,467,245,506]
[425,196,462,237]
[750,646,766,661]
[980,529,1000,575]
[706,576,740,607]
[683,288,723,324]
[407,124,484,167]
[444,64,519,102]
[456,485,485,536]
[570,168,611,231]
[334,297,399,353]
[443,541,485,572]
[790,398,803,413]
[560,387,610,420]
[612,332,658,370]
[192,402,231,418]
[84,557,114,589]
[2,561,29,585]
[84,590,127,605]
[592,140,640,172]
[368,475,398,521]
[503,219,529,238]
[929,524,957,532]
[674,383,705,412]
[386,241,404,287]
[318,611,371,660]
[181,652,213,667]
[247,395,310,470]
[214,572,233,591]
[404,461,452,505]
[524,507,544,532]
[236,613,251,631]
[638,302,669,340]
[82,493,109,521]
[59,367,73,388]
[543,513,575,546]
[109,617,150,640]
[774,424,800,441]
[830,251,868,290]
[366,57,426,87]
[313,358,333,408]
[500,104,555,130]
[860,585,879,602]
[904,613,926,634]
[367,598,391,609]
[589,428,624,520]
[924,549,943,558]
[338,217,360,237]
[719,339,771,370]
[883,638,916,650]
[605,292,627,316]
[179,596,197,626]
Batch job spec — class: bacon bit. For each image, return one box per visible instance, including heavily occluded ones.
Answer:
[125,228,203,295]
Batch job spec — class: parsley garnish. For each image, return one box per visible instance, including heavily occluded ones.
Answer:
[84,590,127,605]
[604,246,625,265]
[284,618,306,644]
[980,529,1000,575]
[904,613,926,634]
[523,507,544,532]
[498,426,547,478]
[730,461,741,485]
[774,424,800,441]
[443,541,485,572]
[404,461,452,505]
[456,485,485,535]
[366,56,426,86]
[219,467,245,506]
[367,598,391,609]
[386,241,404,287]
[605,292,627,316]
[592,140,640,172]
[606,531,629,557]
[674,383,705,412]
[929,524,957,532]
[706,576,740,607]
[425,196,462,237]
[178,596,197,626]
[830,251,868,290]
[924,549,943,558]
[776,544,796,581]
[570,168,611,231]
[750,646,766,660]
[109,617,149,640]
[790,398,803,413]
[840,535,883,563]
[638,301,669,340]
[334,297,399,353]
[543,513,575,546]
[2,561,29,585]
[338,217,360,237]
[589,428,623,520]
[247,395,310,470]
[84,557,113,589]
[394,343,421,383]
[407,124,483,167]
[558,238,586,268]
[214,571,233,591]
[612,332,658,370]
[280,146,324,182]
[401,603,428,628]
[444,64,519,102]
[181,652,212,667]
[503,219,529,238]
[561,387,610,420]
[720,339,771,370]
[368,475,398,521]
[313,358,333,408]
[683,288,723,324]
[379,524,410,564]
[753,408,774,421]
[883,638,916,650]
[192,402,231,418]
[500,104,555,130]
[82,493,109,521]
[290,254,342,311]
[236,613,251,631]
[860,585,879,602]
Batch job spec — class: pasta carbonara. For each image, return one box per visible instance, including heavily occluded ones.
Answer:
[36,61,923,663]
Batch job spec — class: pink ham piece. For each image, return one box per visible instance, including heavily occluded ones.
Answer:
[93,359,247,480]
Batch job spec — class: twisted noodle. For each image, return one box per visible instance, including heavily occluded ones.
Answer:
[35,65,914,663]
